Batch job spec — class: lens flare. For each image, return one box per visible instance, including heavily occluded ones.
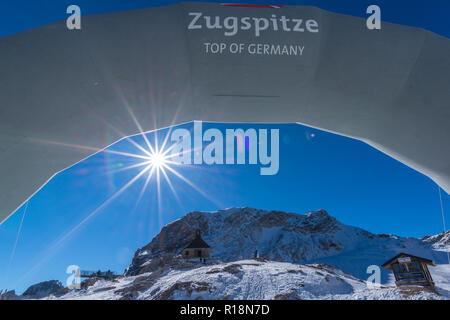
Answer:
[149,152,167,168]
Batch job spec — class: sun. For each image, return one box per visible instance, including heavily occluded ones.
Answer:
[149,152,167,168]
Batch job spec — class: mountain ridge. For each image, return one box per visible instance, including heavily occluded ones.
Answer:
[126,207,450,284]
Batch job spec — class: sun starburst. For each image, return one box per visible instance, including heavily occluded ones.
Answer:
[149,152,166,168]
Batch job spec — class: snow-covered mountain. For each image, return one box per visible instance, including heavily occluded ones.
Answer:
[6,207,450,300]
[126,207,450,284]
[46,260,447,300]
[422,230,450,251]
[22,280,64,299]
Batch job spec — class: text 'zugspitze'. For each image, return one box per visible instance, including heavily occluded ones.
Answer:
[188,12,320,36]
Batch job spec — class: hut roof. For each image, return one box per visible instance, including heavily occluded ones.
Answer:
[185,237,210,249]
[381,252,435,269]
[185,230,210,249]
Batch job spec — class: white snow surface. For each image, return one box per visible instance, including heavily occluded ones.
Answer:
[46,260,448,300]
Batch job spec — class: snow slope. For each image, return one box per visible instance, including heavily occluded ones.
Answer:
[47,260,447,300]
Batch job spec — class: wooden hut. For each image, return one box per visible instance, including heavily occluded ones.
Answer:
[382,253,435,287]
[182,230,210,259]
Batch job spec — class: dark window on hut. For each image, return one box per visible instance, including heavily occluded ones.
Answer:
[393,262,423,273]
[393,262,426,280]
[408,262,422,273]
[393,263,407,273]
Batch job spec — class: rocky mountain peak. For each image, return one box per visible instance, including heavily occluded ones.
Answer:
[125,207,450,282]
[22,280,64,299]
[127,208,352,276]
[421,230,450,250]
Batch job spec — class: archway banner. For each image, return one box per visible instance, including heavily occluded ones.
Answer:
[0,2,449,224]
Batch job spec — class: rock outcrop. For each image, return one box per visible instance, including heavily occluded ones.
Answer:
[22,280,64,299]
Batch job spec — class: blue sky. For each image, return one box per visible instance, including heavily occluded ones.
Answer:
[1,122,449,293]
[0,1,449,294]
